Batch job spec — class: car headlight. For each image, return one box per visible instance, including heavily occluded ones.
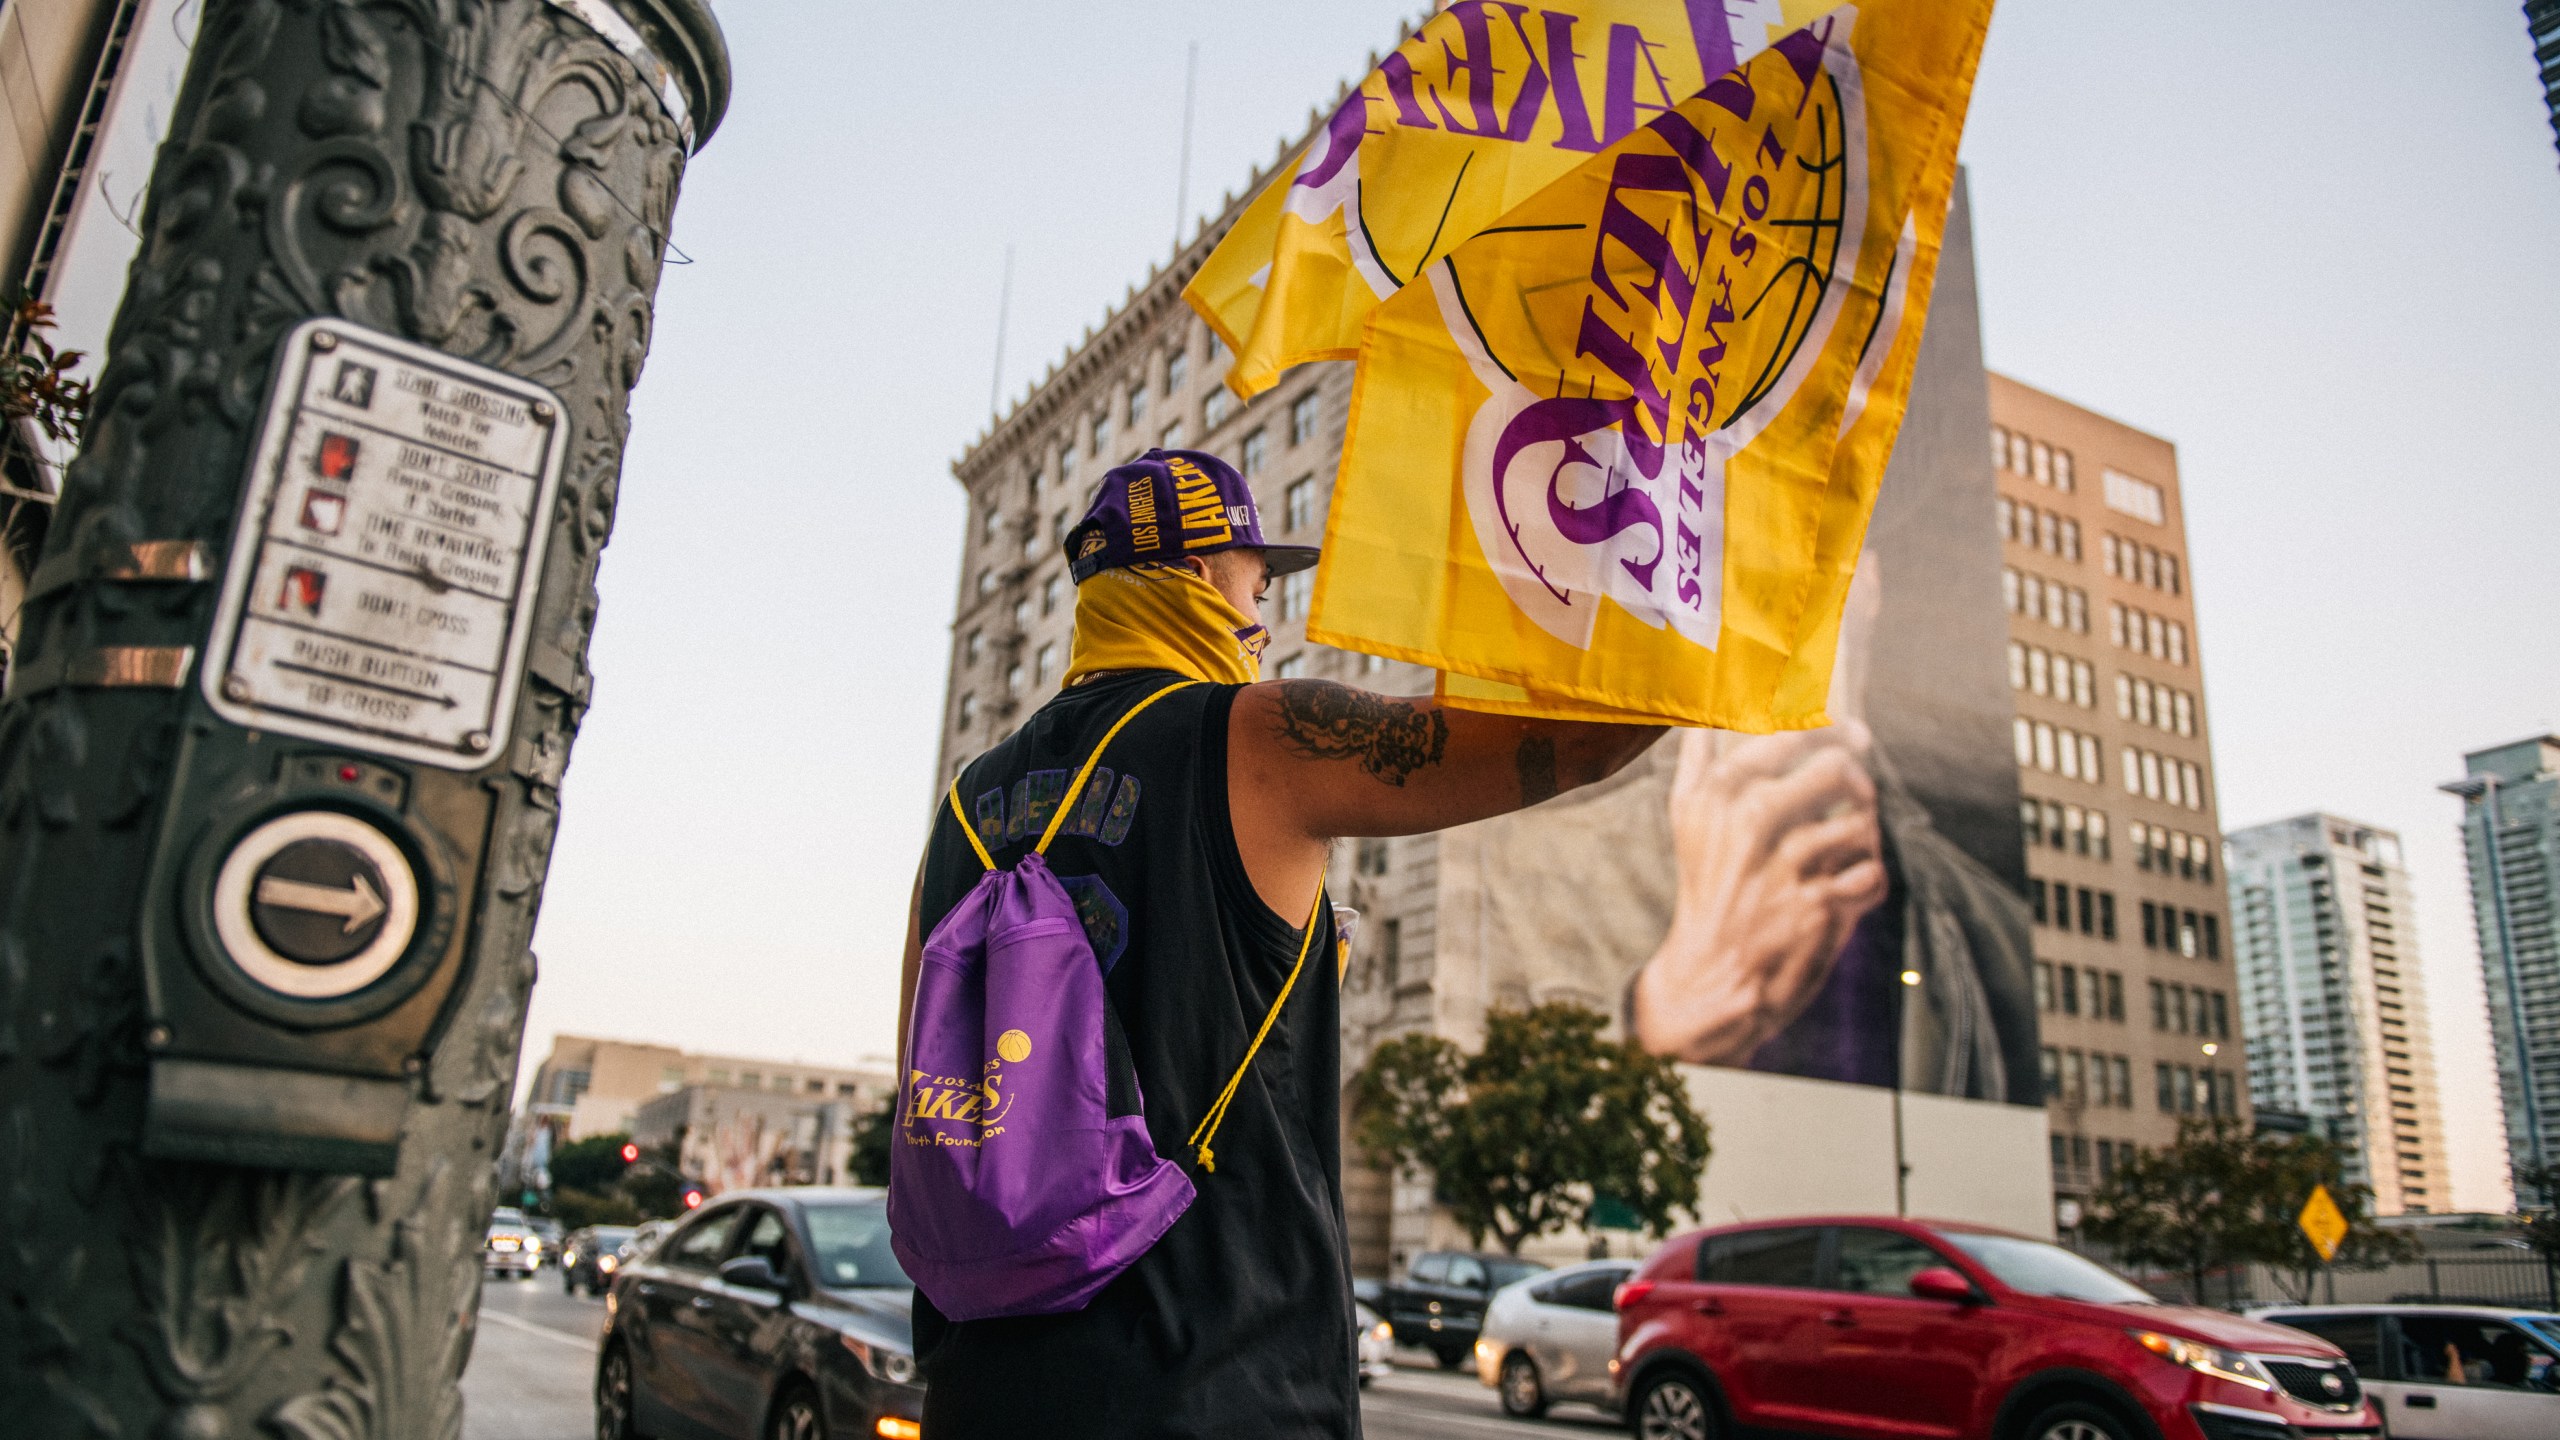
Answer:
[598,1255,618,1273]
[840,1332,919,1385]
[2129,1331,2276,1394]
[1371,1320,1392,1344]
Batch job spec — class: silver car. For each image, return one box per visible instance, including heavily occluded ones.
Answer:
[2253,1303,2560,1439]
[1471,1259,1633,1419]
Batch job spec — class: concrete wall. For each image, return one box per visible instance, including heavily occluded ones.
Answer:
[1685,1067,2055,1239]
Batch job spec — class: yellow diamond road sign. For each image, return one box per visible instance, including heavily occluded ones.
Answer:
[2299,1184,2349,1263]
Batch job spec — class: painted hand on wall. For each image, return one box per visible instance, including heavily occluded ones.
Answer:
[1629,725,1888,1065]
[1629,551,1890,1066]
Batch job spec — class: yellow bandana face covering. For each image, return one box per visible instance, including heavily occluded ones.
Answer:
[1063,563,1269,688]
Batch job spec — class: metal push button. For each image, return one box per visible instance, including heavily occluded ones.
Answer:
[211,811,420,999]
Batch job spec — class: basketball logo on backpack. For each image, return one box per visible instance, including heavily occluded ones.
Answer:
[903,1052,1018,1146]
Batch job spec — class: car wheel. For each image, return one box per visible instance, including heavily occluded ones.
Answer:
[1499,1352,1547,1419]
[2022,1399,2133,1440]
[765,1383,822,1440]
[596,1344,643,1440]
[1631,1372,1714,1440]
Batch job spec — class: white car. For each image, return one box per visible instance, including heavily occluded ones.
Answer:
[1471,1259,1633,1420]
[1355,1301,1394,1385]
[2252,1303,2560,1439]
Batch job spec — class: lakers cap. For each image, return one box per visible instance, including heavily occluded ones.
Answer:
[1064,448,1320,584]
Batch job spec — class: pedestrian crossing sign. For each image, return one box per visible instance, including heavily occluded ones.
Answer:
[2298,1185,2348,1263]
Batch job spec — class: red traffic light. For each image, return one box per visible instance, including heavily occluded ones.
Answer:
[681,1187,704,1210]
[619,1143,639,1163]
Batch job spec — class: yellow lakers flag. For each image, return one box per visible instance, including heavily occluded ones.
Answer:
[1186,0,1846,401]
[1308,0,1994,730]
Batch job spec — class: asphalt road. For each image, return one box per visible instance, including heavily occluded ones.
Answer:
[459,1269,1622,1440]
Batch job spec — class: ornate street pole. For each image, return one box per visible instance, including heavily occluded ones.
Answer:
[0,2,725,1434]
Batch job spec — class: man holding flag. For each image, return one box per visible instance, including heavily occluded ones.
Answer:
[903,0,1994,1428]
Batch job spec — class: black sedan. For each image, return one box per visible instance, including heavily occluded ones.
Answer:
[561,1225,640,1297]
[596,1187,922,1440]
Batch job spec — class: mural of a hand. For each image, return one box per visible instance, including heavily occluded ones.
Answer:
[1630,723,1889,1066]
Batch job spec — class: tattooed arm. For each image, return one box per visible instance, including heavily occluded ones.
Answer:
[1227,679,1663,914]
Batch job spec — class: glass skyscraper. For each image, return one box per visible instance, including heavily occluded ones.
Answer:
[2444,736,2560,1200]
[2226,815,2450,1214]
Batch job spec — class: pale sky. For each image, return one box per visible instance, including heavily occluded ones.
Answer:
[524,2,2559,1213]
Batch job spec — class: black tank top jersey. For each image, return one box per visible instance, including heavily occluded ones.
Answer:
[910,670,1358,1440]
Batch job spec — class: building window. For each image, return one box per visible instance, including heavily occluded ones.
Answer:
[1990,424,2009,471]
[1277,568,1313,621]
[977,569,999,597]
[1005,664,1024,695]
[1273,653,1306,679]
[1241,426,1268,477]
[1035,642,1059,686]
[1161,420,1184,449]
[964,628,983,663]
[1165,349,1188,395]
[1382,918,1403,990]
[1128,382,1148,427]
[1289,391,1321,447]
[1204,387,1232,428]
[1091,413,1110,456]
[2102,468,2166,525]
[982,508,1004,544]
[2053,450,2075,491]
[1285,477,1317,534]
[2104,971,2123,1020]
[957,693,977,727]
[1012,596,1033,629]
[1042,575,1065,615]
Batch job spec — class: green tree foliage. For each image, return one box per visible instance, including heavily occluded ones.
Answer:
[550,1133,638,1196]
[1351,1002,1711,1254]
[549,1188,642,1229]
[849,1094,896,1187]
[2517,1163,2560,1263]
[3,297,92,447]
[2083,1116,2416,1305]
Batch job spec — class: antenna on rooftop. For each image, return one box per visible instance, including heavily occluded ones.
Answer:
[988,243,1014,420]
[1174,40,1199,250]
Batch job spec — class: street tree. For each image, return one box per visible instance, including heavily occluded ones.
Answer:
[2083,1116,2413,1305]
[551,1132,639,1195]
[1351,1002,1711,1255]
[2516,1163,2560,1268]
[850,1095,897,1186]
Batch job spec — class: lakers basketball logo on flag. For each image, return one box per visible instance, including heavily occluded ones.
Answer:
[1190,1,1845,400]
[1303,0,1993,730]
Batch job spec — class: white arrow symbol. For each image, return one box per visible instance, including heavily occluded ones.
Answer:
[255,873,385,934]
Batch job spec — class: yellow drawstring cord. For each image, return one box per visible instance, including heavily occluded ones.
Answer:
[1188,886,1327,1174]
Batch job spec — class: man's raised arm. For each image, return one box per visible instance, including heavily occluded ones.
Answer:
[1230,679,1665,845]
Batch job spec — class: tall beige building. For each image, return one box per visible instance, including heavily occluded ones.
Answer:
[1987,377,2248,1217]
[2226,815,2452,1215]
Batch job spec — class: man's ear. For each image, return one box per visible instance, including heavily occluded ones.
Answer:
[1178,556,1213,582]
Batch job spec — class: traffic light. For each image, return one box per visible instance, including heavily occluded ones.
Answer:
[620,1142,640,1164]
[680,1183,705,1210]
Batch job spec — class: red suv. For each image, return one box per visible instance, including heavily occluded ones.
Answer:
[1613,1217,2382,1440]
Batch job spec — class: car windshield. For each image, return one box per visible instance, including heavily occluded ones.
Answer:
[589,1227,635,1246]
[1935,1231,2155,1304]
[804,1202,911,1289]
[2517,1316,2560,1351]
[1487,1259,1546,1289]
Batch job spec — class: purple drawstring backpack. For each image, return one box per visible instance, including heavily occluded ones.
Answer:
[888,680,1328,1321]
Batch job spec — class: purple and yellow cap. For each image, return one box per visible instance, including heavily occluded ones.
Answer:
[1064,448,1320,584]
